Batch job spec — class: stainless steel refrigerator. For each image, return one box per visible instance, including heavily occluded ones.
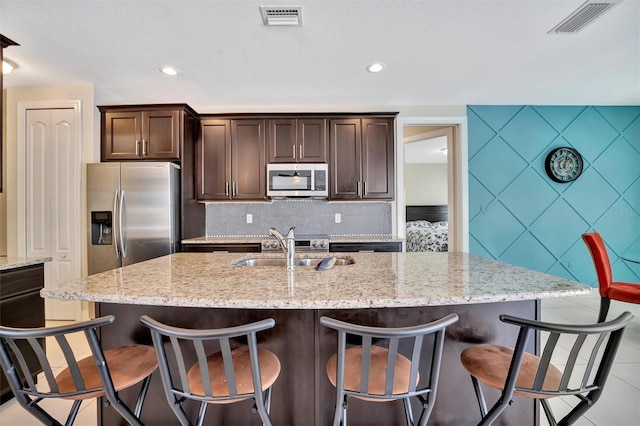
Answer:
[87,162,180,275]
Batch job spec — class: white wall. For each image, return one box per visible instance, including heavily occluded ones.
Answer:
[404,163,448,205]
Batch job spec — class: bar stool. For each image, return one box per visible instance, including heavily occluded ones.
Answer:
[582,232,640,322]
[0,315,157,426]
[139,315,281,426]
[320,313,459,426]
[460,312,634,426]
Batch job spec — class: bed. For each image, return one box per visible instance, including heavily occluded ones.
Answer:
[405,205,448,252]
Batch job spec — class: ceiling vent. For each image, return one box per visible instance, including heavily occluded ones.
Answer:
[549,0,623,34]
[260,6,302,26]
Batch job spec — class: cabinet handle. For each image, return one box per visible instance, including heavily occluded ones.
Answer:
[292,144,296,160]
[357,181,361,196]
[233,182,237,197]
[142,139,148,155]
[135,140,140,156]
[362,181,366,197]
[225,182,230,197]
[299,145,303,159]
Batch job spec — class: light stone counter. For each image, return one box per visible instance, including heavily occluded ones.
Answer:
[41,252,591,309]
[0,257,51,271]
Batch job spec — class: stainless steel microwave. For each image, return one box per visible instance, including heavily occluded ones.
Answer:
[266,163,328,198]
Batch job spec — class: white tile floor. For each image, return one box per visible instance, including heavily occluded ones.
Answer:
[0,292,638,425]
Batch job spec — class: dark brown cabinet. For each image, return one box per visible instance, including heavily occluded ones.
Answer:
[0,263,45,402]
[181,243,261,253]
[329,241,402,252]
[268,118,327,163]
[98,104,204,240]
[329,117,395,200]
[197,119,266,201]
[99,105,196,161]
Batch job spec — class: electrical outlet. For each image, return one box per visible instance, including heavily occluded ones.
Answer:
[335,213,341,223]
[246,214,253,224]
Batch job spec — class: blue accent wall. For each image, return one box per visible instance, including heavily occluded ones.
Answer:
[467,106,640,286]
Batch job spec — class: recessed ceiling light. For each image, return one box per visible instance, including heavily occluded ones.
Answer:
[2,58,17,75]
[160,66,178,76]
[366,62,384,73]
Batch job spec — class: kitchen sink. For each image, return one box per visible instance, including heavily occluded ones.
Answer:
[234,257,354,267]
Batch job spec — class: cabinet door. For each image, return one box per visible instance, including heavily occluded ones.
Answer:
[198,119,231,200]
[329,119,361,199]
[298,118,327,162]
[143,109,180,160]
[232,120,266,200]
[102,111,142,160]
[268,119,297,162]
[361,118,394,199]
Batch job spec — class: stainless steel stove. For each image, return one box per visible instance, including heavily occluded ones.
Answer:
[261,233,330,252]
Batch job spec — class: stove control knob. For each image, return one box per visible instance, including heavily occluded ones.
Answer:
[263,241,270,249]
[312,241,319,248]
[320,241,327,248]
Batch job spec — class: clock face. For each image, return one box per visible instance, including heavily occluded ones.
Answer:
[545,147,583,183]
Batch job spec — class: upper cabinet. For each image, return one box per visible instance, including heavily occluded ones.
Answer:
[99,105,197,161]
[268,118,327,163]
[197,118,266,201]
[329,117,395,200]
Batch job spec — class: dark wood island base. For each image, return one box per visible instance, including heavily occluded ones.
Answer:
[97,300,540,426]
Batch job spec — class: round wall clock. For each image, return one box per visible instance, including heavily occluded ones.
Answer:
[545,147,583,183]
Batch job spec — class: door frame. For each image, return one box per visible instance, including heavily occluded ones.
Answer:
[395,116,469,252]
[16,100,83,318]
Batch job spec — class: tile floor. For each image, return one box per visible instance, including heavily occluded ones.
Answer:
[0,292,638,425]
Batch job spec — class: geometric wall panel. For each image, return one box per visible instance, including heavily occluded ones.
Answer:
[468,105,640,285]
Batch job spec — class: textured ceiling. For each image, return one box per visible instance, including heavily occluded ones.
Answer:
[1,0,639,111]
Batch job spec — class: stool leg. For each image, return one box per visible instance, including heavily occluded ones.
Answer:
[471,375,488,417]
[403,397,413,425]
[195,401,208,426]
[133,374,152,418]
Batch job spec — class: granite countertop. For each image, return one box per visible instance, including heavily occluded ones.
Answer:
[0,257,52,271]
[182,235,404,244]
[41,252,591,309]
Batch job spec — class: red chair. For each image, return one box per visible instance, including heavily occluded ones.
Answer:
[582,232,640,322]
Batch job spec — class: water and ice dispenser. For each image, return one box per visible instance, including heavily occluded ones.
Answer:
[91,211,113,245]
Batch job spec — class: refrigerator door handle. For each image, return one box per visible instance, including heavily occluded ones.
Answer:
[119,190,127,258]
[113,190,121,258]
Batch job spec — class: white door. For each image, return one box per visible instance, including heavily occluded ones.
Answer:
[25,108,82,320]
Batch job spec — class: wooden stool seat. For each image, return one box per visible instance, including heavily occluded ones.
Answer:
[326,346,417,402]
[56,345,159,399]
[460,343,562,399]
[187,346,281,403]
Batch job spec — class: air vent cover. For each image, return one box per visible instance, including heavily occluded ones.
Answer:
[260,6,302,26]
[549,0,622,34]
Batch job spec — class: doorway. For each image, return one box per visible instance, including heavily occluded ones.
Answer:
[395,117,469,252]
[17,101,83,320]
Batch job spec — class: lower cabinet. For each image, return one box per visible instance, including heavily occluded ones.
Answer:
[181,243,261,253]
[329,242,402,253]
[0,264,45,403]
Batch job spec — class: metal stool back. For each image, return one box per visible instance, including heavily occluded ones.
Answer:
[460,311,634,426]
[0,315,157,426]
[320,313,459,426]
[139,315,280,426]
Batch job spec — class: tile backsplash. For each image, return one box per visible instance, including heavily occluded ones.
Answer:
[205,200,392,236]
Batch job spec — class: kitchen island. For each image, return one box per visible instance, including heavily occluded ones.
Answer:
[41,252,591,425]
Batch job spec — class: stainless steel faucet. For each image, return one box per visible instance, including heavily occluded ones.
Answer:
[269,227,296,269]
